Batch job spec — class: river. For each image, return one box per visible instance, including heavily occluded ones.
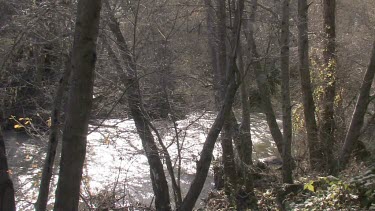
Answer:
[4,112,278,210]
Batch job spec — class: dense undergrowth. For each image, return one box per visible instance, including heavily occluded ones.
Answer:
[72,159,375,210]
[201,162,375,211]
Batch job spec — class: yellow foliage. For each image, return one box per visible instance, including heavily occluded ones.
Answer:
[304,182,315,192]
[104,134,110,145]
[14,124,24,129]
[47,117,52,127]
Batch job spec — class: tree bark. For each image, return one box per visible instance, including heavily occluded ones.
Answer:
[280,0,293,184]
[297,0,320,171]
[103,1,171,209]
[245,0,283,156]
[36,57,71,211]
[215,0,238,194]
[336,41,375,172]
[0,127,15,211]
[180,63,240,211]
[236,37,258,210]
[204,0,221,105]
[179,1,244,208]
[237,43,253,167]
[53,0,102,210]
[319,0,336,172]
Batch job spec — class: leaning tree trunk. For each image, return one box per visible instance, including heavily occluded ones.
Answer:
[280,0,293,184]
[319,0,336,172]
[53,0,102,210]
[103,1,171,209]
[245,0,283,156]
[180,59,240,211]
[0,127,15,211]
[36,57,71,211]
[336,41,375,172]
[179,2,244,208]
[297,0,320,171]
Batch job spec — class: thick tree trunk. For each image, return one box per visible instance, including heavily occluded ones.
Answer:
[36,57,71,211]
[336,41,375,172]
[0,128,15,211]
[103,1,171,209]
[297,0,320,171]
[245,0,283,156]
[319,0,336,172]
[53,0,102,210]
[280,0,293,184]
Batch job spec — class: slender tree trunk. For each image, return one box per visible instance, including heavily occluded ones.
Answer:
[319,0,336,172]
[245,0,283,156]
[36,57,71,211]
[179,2,243,208]
[53,0,102,210]
[0,127,15,211]
[280,0,293,184]
[236,38,258,210]
[336,41,375,172]
[216,0,227,85]
[237,43,253,167]
[215,0,238,194]
[180,62,240,211]
[103,1,171,209]
[221,121,237,194]
[204,0,221,105]
[297,0,320,171]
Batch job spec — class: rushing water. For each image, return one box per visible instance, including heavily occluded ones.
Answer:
[4,112,278,210]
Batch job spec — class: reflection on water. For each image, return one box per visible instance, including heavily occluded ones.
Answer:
[4,112,278,210]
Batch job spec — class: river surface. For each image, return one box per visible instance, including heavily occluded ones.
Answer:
[4,112,278,210]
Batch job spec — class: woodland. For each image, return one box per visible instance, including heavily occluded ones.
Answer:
[0,0,375,210]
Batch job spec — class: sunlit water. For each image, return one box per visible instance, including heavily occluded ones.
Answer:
[4,112,277,210]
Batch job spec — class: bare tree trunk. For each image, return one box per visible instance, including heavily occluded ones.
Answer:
[336,41,375,172]
[280,0,293,184]
[103,1,171,209]
[319,0,336,172]
[215,0,238,195]
[236,37,258,210]
[297,0,320,171]
[179,1,244,208]
[204,0,220,105]
[36,57,71,211]
[221,121,238,193]
[180,62,240,211]
[0,127,15,211]
[53,0,102,210]
[237,43,253,167]
[245,0,283,156]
